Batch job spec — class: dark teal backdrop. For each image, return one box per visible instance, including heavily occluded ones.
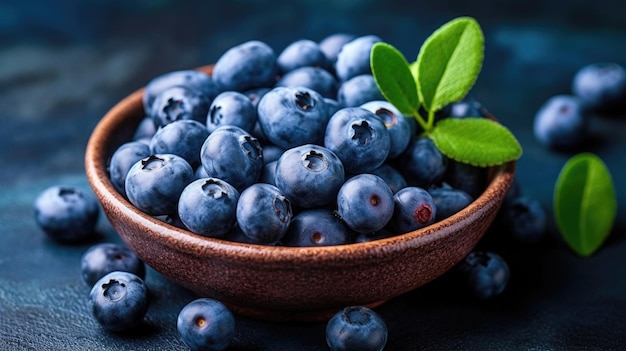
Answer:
[1,1,625,349]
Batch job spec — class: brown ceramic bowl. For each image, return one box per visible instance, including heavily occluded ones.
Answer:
[85,65,515,322]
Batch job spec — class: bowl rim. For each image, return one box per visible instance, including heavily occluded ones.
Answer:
[84,65,516,264]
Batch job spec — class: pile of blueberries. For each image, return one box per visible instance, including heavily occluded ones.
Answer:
[114,36,500,247]
[32,33,557,350]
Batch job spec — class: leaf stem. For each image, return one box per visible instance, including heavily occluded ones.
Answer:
[412,111,429,131]
[426,109,435,131]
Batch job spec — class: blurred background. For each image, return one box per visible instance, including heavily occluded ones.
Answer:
[2,0,625,196]
[2,1,626,349]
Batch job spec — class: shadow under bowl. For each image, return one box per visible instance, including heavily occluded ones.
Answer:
[84,65,515,322]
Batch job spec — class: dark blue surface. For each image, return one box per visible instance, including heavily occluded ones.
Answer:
[2,1,626,349]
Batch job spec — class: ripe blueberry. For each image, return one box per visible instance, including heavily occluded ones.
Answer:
[178,178,240,237]
[326,305,388,351]
[533,94,588,150]
[177,298,235,351]
[390,186,436,233]
[236,183,292,244]
[281,209,353,247]
[149,119,209,169]
[207,91,257,134]
[572,62,626,114]
[125,154,194,216]
[457,251,510,300]
[257,86,330,150]
[324,107,391,174]
[334,35,382,82]
[212,40,278,92]
[108,141,151,197]
[150,85,212,129]
[274,144,345,208]
[81,243,146,287]
[88,271,150,332]
[34,185,100,243]
[200,125,264,192]
[337,174,394,234]
[142,69,217,117]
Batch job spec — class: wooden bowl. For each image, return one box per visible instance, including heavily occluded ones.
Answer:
[84,65,515,322]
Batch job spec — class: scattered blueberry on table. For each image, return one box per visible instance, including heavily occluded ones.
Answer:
[177,298,236,351]
[457,251,511,300]
[88,271,150,333]
[33,185,100,243]
[326,305,388,351]
[81,243,146,287]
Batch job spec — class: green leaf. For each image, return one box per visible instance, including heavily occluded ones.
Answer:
[554,153,617,257]
[428,118,522,167]
[370,42,419,116]
[416,17,484,112]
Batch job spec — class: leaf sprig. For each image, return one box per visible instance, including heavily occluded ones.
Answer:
[370,16,522,167]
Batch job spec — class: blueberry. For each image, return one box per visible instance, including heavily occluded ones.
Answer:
[354,228,395,243]
[177,298,235,351]
[369,163,407,195]
[81,243,146,287]
[250,120,270,145]
[281,209,353,247]
[261,144,285,165]
[142,69,217,117]
[447,97,488,119]
[108,141,151,197]
[242,87,271,108]
[207,91,257,133]
[443,159,487,199]
[326,305,388,351]
[397,136,447,188]
[319,33,356,64]
[259,160,278,186]
[335,35,382,82]
[274,144,345,208]
[257,86,330,149]
[533,94,588,150]
[150,85,212,129]
[220,223,256,244]
[125,154,194,216]
[212,40,278,92]
[149,119,209,169]
[325,97,342,117]
[34,185,100,243]
[337,174,394,234]
[194,164,209,179]
[360,100,412,159]
[457,251,510,300]
[499,196,548,244]
[325,107,390,174]
[275,66,338,99]
[572,62,626,114]
[88,271,149,332]
[337,74,385,107]
[428,185,473,221]
[277,39,330,73]
[133,116,157,141]
[390,186,436,233]
[236,183,293,244]
[200,125,264,192]
[178,178,240,237]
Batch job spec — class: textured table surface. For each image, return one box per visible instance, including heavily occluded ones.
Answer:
[1,1,626,350]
